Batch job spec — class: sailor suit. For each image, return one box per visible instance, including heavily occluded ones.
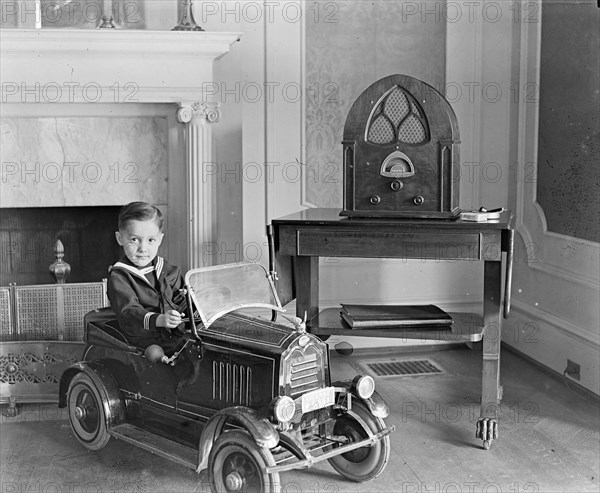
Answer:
[107,256,187,350]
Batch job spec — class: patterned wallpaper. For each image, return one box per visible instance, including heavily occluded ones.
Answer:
[305,0,447,208]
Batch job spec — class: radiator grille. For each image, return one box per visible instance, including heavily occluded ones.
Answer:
[290,353,320,393]
[213,361,252,405]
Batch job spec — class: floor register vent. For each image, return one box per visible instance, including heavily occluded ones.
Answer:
[355,359,443,377]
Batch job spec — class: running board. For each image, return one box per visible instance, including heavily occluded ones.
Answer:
[109,424,198,470]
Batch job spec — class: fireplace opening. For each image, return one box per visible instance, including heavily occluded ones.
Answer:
[1,206,123,286]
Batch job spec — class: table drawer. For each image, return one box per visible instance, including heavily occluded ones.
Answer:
[296,230,481,260]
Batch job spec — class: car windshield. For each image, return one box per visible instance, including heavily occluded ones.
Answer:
[184,262,283,328]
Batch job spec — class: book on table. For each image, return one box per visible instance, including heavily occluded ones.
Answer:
[340,304,453,329]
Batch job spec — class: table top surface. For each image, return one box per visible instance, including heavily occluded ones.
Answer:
[272,208,515,230]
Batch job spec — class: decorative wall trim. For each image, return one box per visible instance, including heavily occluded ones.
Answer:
[509,0,599,394]
[511,300,599,350]
[445,2,484,211]
[515,1,600,289]
[299,12,317,210]
[264,3,305,222]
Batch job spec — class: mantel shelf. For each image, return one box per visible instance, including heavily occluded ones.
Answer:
[0,29,242,103]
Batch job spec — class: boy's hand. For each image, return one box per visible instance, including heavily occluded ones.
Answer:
[157,310,184,329]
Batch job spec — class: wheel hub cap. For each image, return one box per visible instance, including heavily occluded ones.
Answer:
[74,405,87,421]
[225,471,243,490]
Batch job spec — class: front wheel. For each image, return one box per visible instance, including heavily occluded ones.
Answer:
[208,430,280,493]
[327,400,391,482]
[67,373,110,451]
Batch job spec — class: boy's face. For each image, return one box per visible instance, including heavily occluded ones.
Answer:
[115,219,164,268]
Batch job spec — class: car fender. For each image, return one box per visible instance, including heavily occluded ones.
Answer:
[58,361,126,428]
[196,406,279,472]
[332,379,390,419]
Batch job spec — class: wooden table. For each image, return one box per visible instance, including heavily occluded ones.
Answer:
[269,208,515,449]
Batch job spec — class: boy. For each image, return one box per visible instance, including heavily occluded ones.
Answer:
[107,201,187,352]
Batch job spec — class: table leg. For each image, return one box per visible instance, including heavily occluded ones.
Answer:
[293,256,319,325]
[477,260,502,449]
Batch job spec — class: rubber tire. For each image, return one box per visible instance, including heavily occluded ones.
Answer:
[208,430,280,493]
[327,400,391,482]
[67,372,110,451]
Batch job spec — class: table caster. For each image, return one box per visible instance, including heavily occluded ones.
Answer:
[476,417,498,450]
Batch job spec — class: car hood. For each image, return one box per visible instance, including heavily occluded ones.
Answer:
[199,312,298,353]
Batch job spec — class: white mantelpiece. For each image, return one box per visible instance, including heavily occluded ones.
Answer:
[0,29,240,103]
[0,29,241,269]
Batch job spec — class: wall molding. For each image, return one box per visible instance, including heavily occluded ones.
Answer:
[515,0,600,289]
[299,10,317,210]
[509,0,599,394]
[511,300,599,350]
[445,1,484,211]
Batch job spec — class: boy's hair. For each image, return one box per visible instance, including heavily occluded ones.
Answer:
[118,202,164,231]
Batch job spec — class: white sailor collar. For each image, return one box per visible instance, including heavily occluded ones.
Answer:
[110,256,165,286]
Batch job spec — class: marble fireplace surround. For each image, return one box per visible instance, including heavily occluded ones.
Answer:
[0,28,241,269]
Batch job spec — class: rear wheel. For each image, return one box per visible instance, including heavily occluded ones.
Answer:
[208,430,280,493]
[327,400,390,482]
[67,373,110,451]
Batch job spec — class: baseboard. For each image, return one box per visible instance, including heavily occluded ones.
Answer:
[502,343,600,404]
[503,304,600,396]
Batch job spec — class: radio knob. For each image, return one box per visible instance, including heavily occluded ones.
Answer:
[390,180,403,191]
[369,195,381,205]
[413,195,425,205]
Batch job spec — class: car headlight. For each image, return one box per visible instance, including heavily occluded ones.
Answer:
[354,375,375,399]
[272,396,296,423]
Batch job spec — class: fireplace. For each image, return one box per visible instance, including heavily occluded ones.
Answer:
[0,28,240,414]
[0,206,122,285]
[0,28,241,272]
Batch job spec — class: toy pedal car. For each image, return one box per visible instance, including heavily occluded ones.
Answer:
[58,262,394,492]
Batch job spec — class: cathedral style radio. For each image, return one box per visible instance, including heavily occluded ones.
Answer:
[341,74,460,219]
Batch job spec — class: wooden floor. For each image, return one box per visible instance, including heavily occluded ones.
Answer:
[1,346,598,493]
